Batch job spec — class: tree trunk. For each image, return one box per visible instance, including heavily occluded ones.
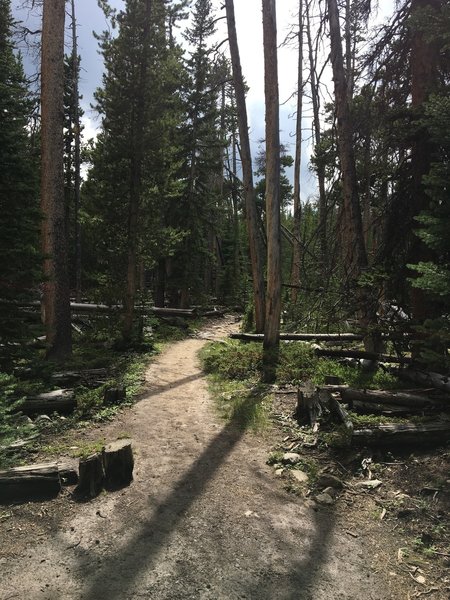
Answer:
[225,0,266,332]
[290,0,303,304]
[71,0,82,302]
[306,0,327,267]
[41,0,72,361]
[327,0,379,352]
[262,0,281,383]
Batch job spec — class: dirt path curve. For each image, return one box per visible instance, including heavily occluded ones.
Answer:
[1,318,398,600]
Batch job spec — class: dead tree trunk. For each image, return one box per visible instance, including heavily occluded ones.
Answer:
[41,0,72,361]
[225,0,266,332]
[262,0,282,383]
[290,0,304,304]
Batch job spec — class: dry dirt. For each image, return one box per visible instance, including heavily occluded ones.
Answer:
[0,317,448,599]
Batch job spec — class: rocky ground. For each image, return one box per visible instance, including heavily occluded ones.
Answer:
[0,316,449,600]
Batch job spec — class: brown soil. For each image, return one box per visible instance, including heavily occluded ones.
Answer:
[0,316,449,599]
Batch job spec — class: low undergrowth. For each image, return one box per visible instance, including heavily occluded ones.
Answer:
[200,340,400,388]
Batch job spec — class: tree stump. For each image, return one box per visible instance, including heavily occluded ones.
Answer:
[76,453,105,498]
[103,386,126,406]
[103,439,134,490]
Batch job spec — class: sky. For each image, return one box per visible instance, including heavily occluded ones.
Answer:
[11,0,395,200]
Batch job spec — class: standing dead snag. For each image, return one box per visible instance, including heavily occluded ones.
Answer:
[262,0,282,383]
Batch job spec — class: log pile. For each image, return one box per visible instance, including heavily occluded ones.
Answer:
[293,384,450,448]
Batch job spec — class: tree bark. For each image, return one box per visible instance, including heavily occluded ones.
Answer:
[327,0,379,352]
[41,0,72,361]
[225,0,266,332]
[71,0,82,302]
[306,0,327,267]
[262,0,281,383]
[290,0,303,304]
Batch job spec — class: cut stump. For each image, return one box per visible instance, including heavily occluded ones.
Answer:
[76,453,105,498]
[104,439,134,490]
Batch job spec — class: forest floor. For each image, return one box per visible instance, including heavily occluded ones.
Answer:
[0,316,449,600]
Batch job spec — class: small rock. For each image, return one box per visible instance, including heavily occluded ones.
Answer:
[355,479,382,490]
[35,414,52,424]
[290,470,308,484]
[316,473,343,490]
[275,468,284,477]
[282,452,301,465]
[315,492,335,505]
[322,486,338,498]
[12,414,33,426]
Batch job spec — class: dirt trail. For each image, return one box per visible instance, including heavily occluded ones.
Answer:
[1,318,399,599]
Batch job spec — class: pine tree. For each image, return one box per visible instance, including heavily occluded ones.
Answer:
[84,0,187,338]
[0,0,40,344]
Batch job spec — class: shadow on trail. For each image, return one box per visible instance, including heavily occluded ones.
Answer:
[77,396,338,600]
[80,398,262,600]
[145,372,204,396]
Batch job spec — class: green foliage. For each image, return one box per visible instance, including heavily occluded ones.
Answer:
[0,0,40,343]
[200,340,401,389]
[0,373,27,445]
[207,377,271,431]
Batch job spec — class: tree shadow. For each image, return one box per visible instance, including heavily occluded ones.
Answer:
[71,393,338,600]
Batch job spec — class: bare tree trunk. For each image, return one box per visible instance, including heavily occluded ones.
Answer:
[70,0,82,302]
[327,0,379,352]
[41,0,72,361]
[225,0,266,332]
[262,0,281,383]
[290,0,303,305]
[306,0,327,267]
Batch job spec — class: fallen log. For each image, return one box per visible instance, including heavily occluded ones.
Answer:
[103,439,134,489]
[15,389,75,415]
[352,421,450,446]
[350,400,423,417]
[314,349,411,364]
[0,465,61,503]
[230,332,363,342]
[397,369,450,394]
[1,300,196,317]
[341,388,441,409]
[318,389,353,432]
[0,462,78,486]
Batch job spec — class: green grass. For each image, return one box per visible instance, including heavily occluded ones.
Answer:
[200,340,401,388]
[206,375,272,432]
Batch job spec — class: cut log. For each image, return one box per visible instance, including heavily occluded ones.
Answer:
[350,400,423,417]
[103,439,134,490]
[230,332,363,342]
[352,421,450,446]
[315,349,411,364]
[397,369,450,393]
[16,389,75,415]
[0,462,78,486]
[76,452,105,498]
[341,388,441,409]
[0,465,61,503]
